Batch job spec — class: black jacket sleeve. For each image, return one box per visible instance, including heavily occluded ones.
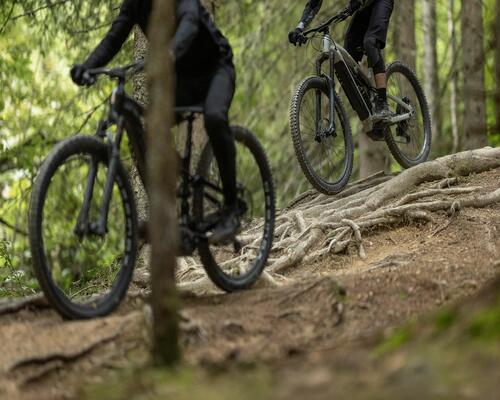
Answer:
[297,0,376,30]
[84,0,137,68]
[297,0,323,30]
[172,0,200,60]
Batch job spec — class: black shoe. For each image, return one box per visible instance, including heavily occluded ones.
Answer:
[372,98,393,122]
[366,125,386,141]
[207,206,241,245]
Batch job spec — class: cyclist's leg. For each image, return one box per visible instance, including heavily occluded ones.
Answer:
[203,62,237,206]
[364,0,394,119]
[363,0,394,75]
[344,7,370,63]
[203,62,239,243]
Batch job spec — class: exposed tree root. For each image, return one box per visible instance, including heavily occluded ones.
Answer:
[176,148,500,292]
[117,148,500,296]
[0,294,48,316]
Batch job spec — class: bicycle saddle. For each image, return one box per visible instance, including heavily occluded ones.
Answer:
[174,104,204,120]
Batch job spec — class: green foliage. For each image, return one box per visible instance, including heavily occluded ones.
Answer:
[84,366,272,400]
[433,309,458,333]
[0,239,38,296]
[0,2,133,296]
[374,323,414,355]
[467,294,500,342]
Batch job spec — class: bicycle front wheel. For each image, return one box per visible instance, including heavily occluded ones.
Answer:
[28,135,137,319]
[193,126,275,292]
[290,76,354,195]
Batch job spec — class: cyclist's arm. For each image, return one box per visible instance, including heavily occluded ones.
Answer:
[171,0,200,60]
[84,1,136,69]
[297,0,323,30]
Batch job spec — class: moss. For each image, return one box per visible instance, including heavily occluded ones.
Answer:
[374,324,414,356]
[468,306,500,342]
[433,309,458,334]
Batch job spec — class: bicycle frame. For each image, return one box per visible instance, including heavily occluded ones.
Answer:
[316,29,372,125]
[76,77,226,254]
[309,25,415,133]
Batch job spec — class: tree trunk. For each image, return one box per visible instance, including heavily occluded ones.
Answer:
[422,0,441,151]
[448,0,460,153]
[461,0,488,150]
[392,0,416,71]
[133,27,149,108]
[146,0,180,366]
[495,0,500,135]
[132,27,149,221]
[359,131,388,178]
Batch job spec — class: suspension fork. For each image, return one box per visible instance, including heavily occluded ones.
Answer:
[95,116,126,235]
[315,50,337,137]
[75,157,98,237]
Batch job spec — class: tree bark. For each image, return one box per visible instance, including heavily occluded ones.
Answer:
[422,0,441,150]
[461,0,488,150]
[392,0,416,71]
[495,0,500,135]
[133,27,149,108]
[132,27,149,221]
[146,0,180,366]
[359,129,388,179]
[448,0,460,153]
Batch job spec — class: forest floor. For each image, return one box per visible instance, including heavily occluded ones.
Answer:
[1,161,500,399]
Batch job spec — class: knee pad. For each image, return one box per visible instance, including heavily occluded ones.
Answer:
[363,36,385,74]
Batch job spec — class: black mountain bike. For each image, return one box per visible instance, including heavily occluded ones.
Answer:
[290,7,431,195]
[28,62,275,319]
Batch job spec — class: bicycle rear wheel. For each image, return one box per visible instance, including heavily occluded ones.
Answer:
[28,135,137,319]
[193,126,275,291]
[290,76,353,195]
[384,61,432,168]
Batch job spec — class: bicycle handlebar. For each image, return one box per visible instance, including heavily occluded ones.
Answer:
[83,61,145,84]
[303,7,352,36]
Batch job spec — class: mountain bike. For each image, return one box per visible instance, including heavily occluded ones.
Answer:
[290,7,431,195]
[28,62,275,319]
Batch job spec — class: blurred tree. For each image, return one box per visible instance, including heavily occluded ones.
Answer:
[422,0,442,151]
[461,0,487,149]
[448,0,461,153]
[392,0,416,71]
[495,0,500,135]
[146,0,179,366]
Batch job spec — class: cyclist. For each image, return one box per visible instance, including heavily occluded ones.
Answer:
[70,0,240,243]
[289,0,394,126]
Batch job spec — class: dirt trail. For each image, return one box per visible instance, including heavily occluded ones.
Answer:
[1,167,500,400]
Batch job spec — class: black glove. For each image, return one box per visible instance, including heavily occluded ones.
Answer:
[70,64,94,86]
[348,0,363,14]
[288,28,307,46]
